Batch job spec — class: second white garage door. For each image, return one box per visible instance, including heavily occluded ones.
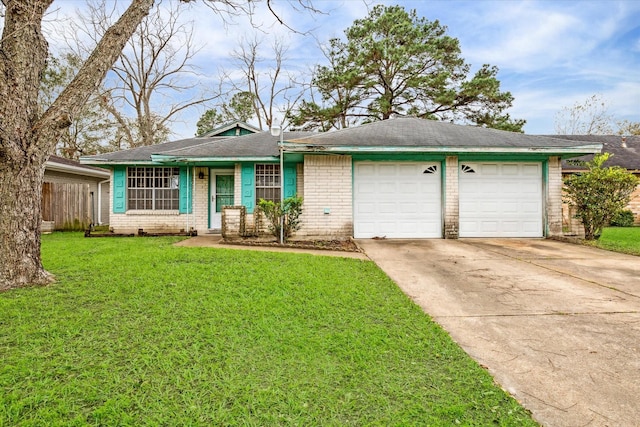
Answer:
[354,162,442,238]
[459,162,543,237]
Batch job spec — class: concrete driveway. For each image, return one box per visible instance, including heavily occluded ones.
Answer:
[357,238,640,427]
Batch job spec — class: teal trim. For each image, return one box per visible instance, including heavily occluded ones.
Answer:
[283,163,297,198]
[351,153,446,162]
[179,167,192,214]
[241,163,255,213]
[441,159,447,237]
[112,166,127,213]
[207,169,212,229]
[457,153,550,161]
[281,143,602,156]
[150,155,276,163]
[542,160,549,237]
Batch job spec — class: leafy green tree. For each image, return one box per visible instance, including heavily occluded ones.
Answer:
[289,5,524,132]
[564,153,639,240]
[196,92,256,136]
[196,109,225,136]
[223,91,255,123]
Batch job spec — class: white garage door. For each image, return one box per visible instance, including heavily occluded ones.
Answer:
[459,162,542,237]
[354,162,442,238]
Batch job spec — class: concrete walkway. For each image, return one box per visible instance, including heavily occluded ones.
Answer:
[357,238,640,427]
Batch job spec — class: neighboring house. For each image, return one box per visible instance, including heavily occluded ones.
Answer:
[549,135,640,232]
[80,117,601,239]
[43,155,111,231]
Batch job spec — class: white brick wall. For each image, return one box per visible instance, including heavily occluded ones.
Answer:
[109,167,207,234]
[296,163,304,197]
[106,157,574,239]
[298,155,353,238]
[546,156,564,237]
[444,156,459,239]
[192,167,209,232]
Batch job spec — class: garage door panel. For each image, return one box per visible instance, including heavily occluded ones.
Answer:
[356,202,376,214]
[378,203,397,214]
[460,162,542,238]
[378,164,397,175]
[481,164,499,175]
[502,164,519,175]
[502,202,519,213]
[401,182,420,194]
[522,202,541,214]
[354,162,442,238]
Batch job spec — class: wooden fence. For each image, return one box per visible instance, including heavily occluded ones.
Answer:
[42,182,92,231]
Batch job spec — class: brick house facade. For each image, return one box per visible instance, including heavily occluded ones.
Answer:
[81,119,600,239]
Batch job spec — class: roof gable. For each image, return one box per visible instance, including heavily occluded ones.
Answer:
[200,121,260,137]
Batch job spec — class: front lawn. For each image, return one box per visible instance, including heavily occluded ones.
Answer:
[0,233,537,426]
[592,227,640,256]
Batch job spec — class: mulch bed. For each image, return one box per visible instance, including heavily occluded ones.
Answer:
[222,238,362,252]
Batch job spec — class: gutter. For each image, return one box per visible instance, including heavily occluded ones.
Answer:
[150,155,279,163]
[46,161,110,178]
[279,143,603,155]
[79,159,160,166]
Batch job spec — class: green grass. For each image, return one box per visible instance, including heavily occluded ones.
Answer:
[592,226,640,256]
[0,233,537,426]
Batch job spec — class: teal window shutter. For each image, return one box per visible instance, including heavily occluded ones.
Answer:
[283,163,297,199]
[113,166,126,213]
[241,163,255,213]
[179,167,192,213]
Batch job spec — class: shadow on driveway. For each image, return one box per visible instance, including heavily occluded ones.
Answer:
[357,238,640,427]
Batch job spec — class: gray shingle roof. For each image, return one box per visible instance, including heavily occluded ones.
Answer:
[547,135,640,171]
[81,117,603,165]
[80,131,314,164]
[80,137,217,162]
[158,131,312,158]
[289,117,598,149]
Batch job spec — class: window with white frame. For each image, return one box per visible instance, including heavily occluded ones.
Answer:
[127,167,180,210]
[255,164,280,203]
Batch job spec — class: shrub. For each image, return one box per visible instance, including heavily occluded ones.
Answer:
[564,153,639,240]
[257,196,303,242]
[610,209,635,227]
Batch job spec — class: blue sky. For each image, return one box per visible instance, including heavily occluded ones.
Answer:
[46,0,640,139]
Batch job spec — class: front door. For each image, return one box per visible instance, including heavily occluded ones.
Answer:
[210,171,234,229]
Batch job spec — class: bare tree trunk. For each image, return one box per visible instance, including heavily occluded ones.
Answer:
[0,157,52,289]
[0,0,154,290]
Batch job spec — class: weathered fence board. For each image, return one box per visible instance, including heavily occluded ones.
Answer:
[42,182,92,230]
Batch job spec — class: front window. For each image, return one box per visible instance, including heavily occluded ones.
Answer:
[127,167,180,210]
[255,164,280,203]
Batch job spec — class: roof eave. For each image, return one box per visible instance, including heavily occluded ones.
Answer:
[79,158,162,166]
[47,161,111,177]
[150,155,279,162]
[280,143,603,155]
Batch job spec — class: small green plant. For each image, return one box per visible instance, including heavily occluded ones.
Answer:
[610,209,635,227]
[258,196,303,242]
